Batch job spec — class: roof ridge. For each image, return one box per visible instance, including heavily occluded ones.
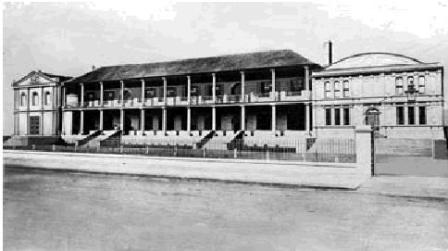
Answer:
[97,49,295,69]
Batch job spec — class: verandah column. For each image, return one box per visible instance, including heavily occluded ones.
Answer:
[187,75,191,104]
[241,105,246,131]
[212,106,216,131]
[271,104,276,133]
[240,71,245,102]
[305,103,310,133]
[271,68,276,100]
[141,79,145,105]
[100,82,104,106]
[187,107,191,134]
[162,77,167,105]
[120,109,124,131]
[140,109,145,134]
[304,66,310,91]
[79,110,84,135]
[162,107,167,134]
[212,73,216,103]
[99,110,104,130]
[80,83,84,107]
[120,80,124,107]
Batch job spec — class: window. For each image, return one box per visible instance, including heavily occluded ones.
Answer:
[261,81,271,93]
[20,93,26,106]
[325,108,332,125]
[418,76,425,93]
[45,92,51,105]
[395,77,403,95]
[343,80,350,97]
[407,76,415,93]
[408,106,415,125]
[396,106,404,125]
[32,92,39,106]
[324,81,332,98]
[343,108,350,125]
[167,87,177,97]
[87,92,95,101]
[105,91,116,100]
[419,106,426,125]
[334,81,341,98]
[191,86,199,96]
[334,108,341,125]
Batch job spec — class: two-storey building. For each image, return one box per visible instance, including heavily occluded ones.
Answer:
[312,52,445,139]
[61,50,320,143]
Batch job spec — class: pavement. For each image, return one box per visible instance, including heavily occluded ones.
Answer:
[3,150,448,198]
[3,150,368,189]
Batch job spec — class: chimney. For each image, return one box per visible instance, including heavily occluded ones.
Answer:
[327,40,333,65]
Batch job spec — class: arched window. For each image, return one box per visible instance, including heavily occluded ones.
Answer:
[20,93,26,106]
[45,91,51,105]
[364,107,380,130]
[32,92,39,106]
[407,76,415,91]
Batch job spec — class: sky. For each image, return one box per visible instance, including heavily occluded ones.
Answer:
[3,0,448,135]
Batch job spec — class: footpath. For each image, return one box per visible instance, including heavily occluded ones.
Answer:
[3,150,448,199]
[3,150,368,189]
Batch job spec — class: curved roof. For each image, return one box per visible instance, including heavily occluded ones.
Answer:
[326,52,423,70]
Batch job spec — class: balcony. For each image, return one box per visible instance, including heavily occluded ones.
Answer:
[63,90,311,110]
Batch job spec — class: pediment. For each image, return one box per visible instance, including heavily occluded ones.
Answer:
[14,71,57,87]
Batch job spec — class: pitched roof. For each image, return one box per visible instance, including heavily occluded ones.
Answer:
[67,49,318,83]
[12,70,72,87]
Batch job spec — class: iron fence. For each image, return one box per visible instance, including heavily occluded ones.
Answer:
[4,137,356,163]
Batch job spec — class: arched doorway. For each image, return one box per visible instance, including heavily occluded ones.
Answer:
[364,107,380,130]
[230,83,241,95]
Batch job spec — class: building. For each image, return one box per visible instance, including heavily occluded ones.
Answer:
[61,49,320,147]
[312,52,445,139]
[8,50,446,148]
[11,71,71,144]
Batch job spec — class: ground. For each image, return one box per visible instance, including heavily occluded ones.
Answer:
[4,167,448,251]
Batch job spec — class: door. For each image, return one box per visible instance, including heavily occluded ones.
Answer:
[29,116,40,135]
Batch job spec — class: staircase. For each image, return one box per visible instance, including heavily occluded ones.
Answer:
[100,130,122,147]
[227,131,245,150]
[80,130,120,148]
[77,130,102,146]
[196,131,215,149]
[203,131,236,150]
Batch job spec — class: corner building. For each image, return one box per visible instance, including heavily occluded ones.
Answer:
[312,53,445,139]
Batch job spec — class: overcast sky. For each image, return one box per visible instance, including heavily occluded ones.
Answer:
[3,0,448,134]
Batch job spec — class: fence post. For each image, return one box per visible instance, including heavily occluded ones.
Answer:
[174,145,178,156]
[74,144,77,152]
[97,145,100,152]
[32,144,36,150]
[52,144,56,152]
[233,148,237,159]
[120,145,123,153]
[203,148,206,158]
[265,149,270,161]
[355,125,373,176]
[146,145,149,154]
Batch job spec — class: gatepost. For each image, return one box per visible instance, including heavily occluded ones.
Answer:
[355,125,373,176]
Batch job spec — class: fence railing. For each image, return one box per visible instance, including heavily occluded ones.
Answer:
[4,136,356,163]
